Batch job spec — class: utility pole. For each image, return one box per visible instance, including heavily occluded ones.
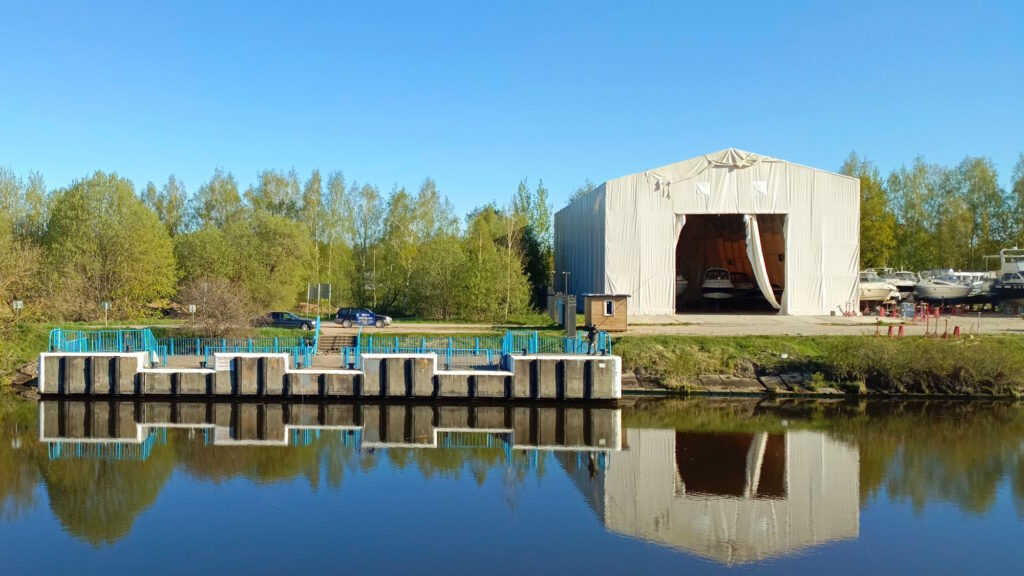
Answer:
[561,271,571,295]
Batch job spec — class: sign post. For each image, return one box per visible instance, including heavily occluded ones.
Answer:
[188,304,197,325]
[102,301,111,326]
[12,300,23,320]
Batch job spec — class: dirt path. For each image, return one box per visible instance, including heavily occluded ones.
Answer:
[334,313,1024,337]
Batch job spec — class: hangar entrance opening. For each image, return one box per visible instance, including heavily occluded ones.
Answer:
[674,214,786,312]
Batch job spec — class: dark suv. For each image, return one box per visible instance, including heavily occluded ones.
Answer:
[262,311,317,330]
[335,308,392,328]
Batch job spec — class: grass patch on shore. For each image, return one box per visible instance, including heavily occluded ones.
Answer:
[0,323,50,385]
[615,334,1024,394]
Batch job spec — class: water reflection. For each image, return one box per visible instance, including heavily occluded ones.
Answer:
[561,429,859,564]
[0,397,1021,568]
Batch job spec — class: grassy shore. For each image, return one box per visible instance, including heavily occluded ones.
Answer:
[614,334,1024,395]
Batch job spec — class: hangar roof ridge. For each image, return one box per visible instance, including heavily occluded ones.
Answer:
[610,147,858,187]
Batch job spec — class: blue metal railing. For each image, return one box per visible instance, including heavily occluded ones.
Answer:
[341,329,611,370]
[49,328,158,354]
[203,344,315,368]
[48,326,320,368]
[46,428,166,462]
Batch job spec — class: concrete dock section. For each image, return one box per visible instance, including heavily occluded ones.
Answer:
[37,351,621,401]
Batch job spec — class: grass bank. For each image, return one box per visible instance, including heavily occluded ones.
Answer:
[614,334,1024,395]
[0,323,50,385]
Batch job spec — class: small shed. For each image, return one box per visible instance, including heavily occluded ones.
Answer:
[583,294,629,332]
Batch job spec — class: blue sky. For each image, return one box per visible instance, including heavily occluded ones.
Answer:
[1,1,1021,214]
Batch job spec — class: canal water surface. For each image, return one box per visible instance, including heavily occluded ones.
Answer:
[1,397,1023,574]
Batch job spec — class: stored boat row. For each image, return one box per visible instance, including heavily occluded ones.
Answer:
[857,248,1024,309]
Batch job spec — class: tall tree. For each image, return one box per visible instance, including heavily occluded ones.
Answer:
[247,169,301,219]
[887,158,936,270]
[955,156,1006,268]
[348,183,384,307]
[301,169,323,286]
[225,209,311,310]
[323,171,351,305]
[44,171,176,318]
[841,153,896,268]
[1009,154,1024,249]
[192,168,242,228]
[378,186,417,312]
[142,175,187,236]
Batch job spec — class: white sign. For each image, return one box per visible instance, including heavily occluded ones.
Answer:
[102,301,111,311]
[188,304,197,314]
[12,300,23,310]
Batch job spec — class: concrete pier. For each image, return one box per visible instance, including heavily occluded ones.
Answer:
[37,351,621,401]
[39,399,623,451]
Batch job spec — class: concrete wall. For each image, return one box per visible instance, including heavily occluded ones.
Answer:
[37,352,621,401]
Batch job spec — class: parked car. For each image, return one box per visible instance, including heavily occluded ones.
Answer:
[335,307,392,328]
[261,311,318,330]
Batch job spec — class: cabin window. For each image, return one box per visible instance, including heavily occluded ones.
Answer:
[604,300,614,316]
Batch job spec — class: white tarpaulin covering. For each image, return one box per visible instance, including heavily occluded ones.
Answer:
[745,215,781,310]
[554,148,860,315]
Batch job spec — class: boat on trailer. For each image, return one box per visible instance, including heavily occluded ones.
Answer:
[859,271,901,303]
[913,272,972,304]
[701,268,734,301]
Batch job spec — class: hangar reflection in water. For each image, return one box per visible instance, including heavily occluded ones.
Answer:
[560,429,860,565]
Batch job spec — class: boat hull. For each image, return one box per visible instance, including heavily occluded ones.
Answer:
[914,285,972,304]
[860,286,899,302]
[992,285,1024,307]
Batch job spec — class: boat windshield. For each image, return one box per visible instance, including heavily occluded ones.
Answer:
[860,272,882,282]
[705,269,730,281]
[894,272,917,281]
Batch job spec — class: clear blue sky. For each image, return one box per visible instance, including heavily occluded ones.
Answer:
[1,1,1021,214]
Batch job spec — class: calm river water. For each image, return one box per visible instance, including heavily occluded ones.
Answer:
[1,397,1023,574]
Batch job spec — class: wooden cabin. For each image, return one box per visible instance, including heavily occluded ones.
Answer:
[583,294,629,332]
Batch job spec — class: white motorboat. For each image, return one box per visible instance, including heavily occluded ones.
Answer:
[701,268,734,300]
[859,271,901,302]
[913,273,972,304]
[879,269,917,300]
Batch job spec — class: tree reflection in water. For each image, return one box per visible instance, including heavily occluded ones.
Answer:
[1,397,1024,547]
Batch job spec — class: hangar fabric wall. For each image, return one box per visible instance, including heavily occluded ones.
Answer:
[554,148,860,315]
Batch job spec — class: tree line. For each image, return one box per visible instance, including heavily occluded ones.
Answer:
[0,167,553,323]
[845,152,1024,271]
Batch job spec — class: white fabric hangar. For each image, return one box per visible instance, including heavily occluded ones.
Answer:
[554,148,861,315]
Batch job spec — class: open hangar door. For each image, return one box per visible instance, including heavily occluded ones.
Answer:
[674,214,786,312]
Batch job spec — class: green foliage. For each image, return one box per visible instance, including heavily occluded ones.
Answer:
[173,226,235,283]
[43,171,177,318]
[566,178,596,206]
[225,209,311,310]
[2,162,548,322]
[190,167,241,228]
[882,153,1016,271]
[142,175,187,237]
[841,153,896,267]
[616,334,1024,394]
